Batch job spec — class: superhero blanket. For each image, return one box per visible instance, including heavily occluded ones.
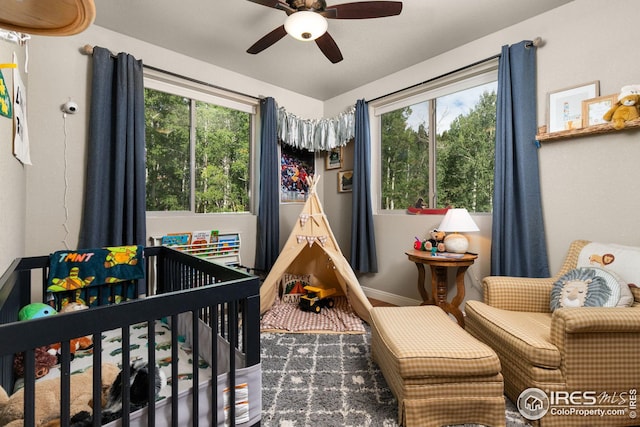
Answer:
[47,246,144,306]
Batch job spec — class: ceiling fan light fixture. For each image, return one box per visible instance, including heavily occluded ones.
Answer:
[284,11,328,41]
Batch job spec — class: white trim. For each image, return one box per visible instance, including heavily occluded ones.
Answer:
[143,68,257,114]
[372,59,499,116]
[369,104,381,212]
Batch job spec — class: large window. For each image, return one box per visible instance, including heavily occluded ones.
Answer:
[144,73,257,213]
[375,62,498,213]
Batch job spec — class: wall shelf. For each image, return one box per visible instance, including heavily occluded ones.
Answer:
[0,0,95,36]
[536,117,640,142]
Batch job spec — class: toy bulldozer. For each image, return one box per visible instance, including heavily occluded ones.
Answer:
[299,285,336,314]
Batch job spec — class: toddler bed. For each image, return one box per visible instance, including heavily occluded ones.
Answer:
[0,245,261,427]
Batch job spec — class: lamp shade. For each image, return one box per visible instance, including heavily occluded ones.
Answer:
[438,208,479,233]
[437,208,479,253]
[284,11,328,41]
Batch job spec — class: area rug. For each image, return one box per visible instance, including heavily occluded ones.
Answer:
[260,296,366,334]
[261,327,532,427]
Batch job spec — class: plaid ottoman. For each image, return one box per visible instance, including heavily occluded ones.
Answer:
[370,306,505,427]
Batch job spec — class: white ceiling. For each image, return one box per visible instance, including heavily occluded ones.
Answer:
[93,0,572,101]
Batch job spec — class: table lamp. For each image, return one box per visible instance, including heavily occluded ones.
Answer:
[437,208,479,253]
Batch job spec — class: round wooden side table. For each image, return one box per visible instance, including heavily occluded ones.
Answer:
[405,249,477,327]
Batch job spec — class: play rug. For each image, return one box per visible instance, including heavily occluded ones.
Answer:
[260,296,365,334]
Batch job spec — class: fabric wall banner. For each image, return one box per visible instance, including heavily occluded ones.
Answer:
[277,105,355,151]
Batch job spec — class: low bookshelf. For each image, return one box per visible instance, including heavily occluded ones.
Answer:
[151,231,241,267]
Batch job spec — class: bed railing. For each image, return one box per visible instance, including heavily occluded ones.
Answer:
[0,246,260,427]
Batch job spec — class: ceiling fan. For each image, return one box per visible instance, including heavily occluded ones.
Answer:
[246,0,403,64]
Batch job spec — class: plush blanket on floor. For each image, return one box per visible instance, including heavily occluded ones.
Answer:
[260,296,365,334]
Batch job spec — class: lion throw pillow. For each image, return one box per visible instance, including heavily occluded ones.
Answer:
[550,267,627,311]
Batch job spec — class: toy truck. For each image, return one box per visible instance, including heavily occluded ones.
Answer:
[299,285,336,314]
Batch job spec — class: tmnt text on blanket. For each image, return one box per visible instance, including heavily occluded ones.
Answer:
[603,86,640,130]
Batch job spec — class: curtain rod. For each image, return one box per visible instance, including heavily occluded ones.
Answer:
[81,44,261,101]
[367,37,543,104]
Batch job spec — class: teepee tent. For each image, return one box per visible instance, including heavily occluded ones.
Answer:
[260,177,372,324]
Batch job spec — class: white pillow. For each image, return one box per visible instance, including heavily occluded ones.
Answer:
[577,242,636,307]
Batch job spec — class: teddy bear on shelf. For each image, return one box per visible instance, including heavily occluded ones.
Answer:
[603,85,640,130]
[423,229,446,253]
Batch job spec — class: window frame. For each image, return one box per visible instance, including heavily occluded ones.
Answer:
[143,69,259,215]
[370,59,499,213]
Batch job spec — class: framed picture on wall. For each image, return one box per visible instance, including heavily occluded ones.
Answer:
[280,144,315,203]
[337,170,353,193]
[547,81,599,132]
[582,94,617,127]
[325,147,343,170]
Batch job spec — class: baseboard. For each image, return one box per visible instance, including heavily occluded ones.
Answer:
[361,286,421,307]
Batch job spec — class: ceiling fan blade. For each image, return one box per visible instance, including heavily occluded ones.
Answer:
[246,0,296,13]
[326,1,402,19]
[247,25,288,54]
[319,8,338,18]
[246,0,280,8]
[315,32,343,63]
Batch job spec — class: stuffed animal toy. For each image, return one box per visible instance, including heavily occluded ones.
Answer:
[67,361,167,427]
[0,363,120,427]
[18,303,57,321]
[62,302,93,350]
[13,347,58,380]
[49,302,93,358]
[14,303,58,379]
[603,88,640,130]
[620,84,640,96]
[423,229,446,252]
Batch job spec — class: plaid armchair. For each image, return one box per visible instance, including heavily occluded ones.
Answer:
[465,240,640,427]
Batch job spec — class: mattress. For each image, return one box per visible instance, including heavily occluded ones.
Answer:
[15,314,261,426]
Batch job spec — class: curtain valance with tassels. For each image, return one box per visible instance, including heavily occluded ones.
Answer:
[277,105,355,152]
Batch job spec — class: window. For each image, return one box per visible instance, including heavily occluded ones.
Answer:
[144,72,257,213]
[374,61,498,213]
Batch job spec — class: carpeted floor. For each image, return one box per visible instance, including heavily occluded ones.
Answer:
[261,327,532,427]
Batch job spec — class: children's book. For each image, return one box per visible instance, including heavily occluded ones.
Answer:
[218,234,240,253]
[432,252,465,259]
[161,233,191,247]
[191,230,213,248]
